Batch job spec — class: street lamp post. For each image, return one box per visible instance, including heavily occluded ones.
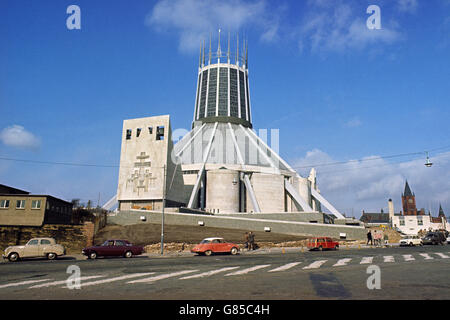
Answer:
[161,164,166,255]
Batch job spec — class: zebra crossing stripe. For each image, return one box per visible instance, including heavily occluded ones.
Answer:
[127,270,198,284]
[30,275,105,289]
[303,260,327,270]
[383,256,395,263]
[360,257,374,264]
[0,278,52,289]
[224,265,271,276]
[403,255,415,261]
[180,267,240,280]
[419,253,433,260]
[76,273,155,288]
[333,258,352,267]
[434,253,449,259]
[268,262,301,272]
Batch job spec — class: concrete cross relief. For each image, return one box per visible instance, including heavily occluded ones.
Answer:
[126,152,156,195]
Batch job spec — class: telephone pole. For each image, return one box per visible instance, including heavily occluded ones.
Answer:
[161,165,166,255]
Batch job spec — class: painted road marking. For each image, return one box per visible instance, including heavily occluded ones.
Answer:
[360,257,374,264]
[74,273,155,288]
[383,256,395,263]
[127,270,198,284]
[435,253,449,259]
[30,275,105,289]
[180,267,240,280]
[303,260,327,270]
[0,278,52,289]
[225,265,271,276]
[419,253,434,260]
[403,255,415,261]
[333,258,352,267]
[268,262,302,272]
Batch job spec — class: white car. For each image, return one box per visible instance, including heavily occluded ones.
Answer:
[400,235,423,247]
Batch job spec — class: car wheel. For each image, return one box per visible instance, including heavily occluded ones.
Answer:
[8,252,19,262]
[230,247,238,255]
[89,252,97,259]
[124,251,133,258]
[204,250,212,256]
[47,253,57,260]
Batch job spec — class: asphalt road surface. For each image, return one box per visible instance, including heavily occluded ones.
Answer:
[1,245,449,300]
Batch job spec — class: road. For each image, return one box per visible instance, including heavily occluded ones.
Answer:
[0,245,449,301]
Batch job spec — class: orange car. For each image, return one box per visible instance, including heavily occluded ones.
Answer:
[191,237,239,256]
[307,237,339,251]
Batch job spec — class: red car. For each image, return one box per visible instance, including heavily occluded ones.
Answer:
[82,239,144,259]
[307,237,339,251]
[191,237,239,256]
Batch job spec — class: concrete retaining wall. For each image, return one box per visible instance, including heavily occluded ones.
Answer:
[108,210,366,240]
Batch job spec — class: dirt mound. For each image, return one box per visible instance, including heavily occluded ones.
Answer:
[367,227,402,243]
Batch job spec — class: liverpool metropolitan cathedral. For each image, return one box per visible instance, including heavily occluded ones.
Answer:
[115,32,347,223]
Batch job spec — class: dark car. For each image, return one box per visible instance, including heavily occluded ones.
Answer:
[82,239,145,259]
[422,232,446,245]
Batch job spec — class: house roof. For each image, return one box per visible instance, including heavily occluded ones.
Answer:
[360,212,390,223]
[0,194,73,205]
[0,184,29,195]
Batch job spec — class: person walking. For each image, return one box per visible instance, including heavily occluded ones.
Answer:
[248,232,255,250]
[367,230,373,245]
[244,232,249,250]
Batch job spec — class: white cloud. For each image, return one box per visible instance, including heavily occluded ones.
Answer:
[396,0,419,13]
[292,149,450,218]
[344,117,362,128]
[297,1,402,54]
[146,0,279,52]
[0,125,41,150]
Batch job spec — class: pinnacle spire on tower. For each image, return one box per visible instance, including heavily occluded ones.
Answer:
[403,180,413,197]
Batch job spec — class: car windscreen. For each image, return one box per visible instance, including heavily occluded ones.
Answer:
[200,240,211,244]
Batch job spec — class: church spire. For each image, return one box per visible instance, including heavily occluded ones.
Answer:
[439,203,445,217]
[403,180,413,197]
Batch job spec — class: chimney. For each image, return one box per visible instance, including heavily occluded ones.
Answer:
[388,198,394,222]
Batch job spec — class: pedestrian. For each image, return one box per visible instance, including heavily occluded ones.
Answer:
[367,230,373,245]
[383,233,389,246]
[248,232,255,250]
[244,232,249,250]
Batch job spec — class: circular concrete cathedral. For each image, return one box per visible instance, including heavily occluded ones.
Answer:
[171,31,345,219]
[115,31,345,220]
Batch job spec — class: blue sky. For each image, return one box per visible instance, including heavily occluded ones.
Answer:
[1,0,449,216]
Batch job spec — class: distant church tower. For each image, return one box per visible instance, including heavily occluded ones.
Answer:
[402,180,418,216]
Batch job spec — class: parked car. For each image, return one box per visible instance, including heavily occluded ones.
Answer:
[447,236,450,244]
[307,237,339,251]
[422,232,446,245]
[191,237,239,256]
[82,239,144,259]
[2,237,65,262]
[399,235,423,247]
